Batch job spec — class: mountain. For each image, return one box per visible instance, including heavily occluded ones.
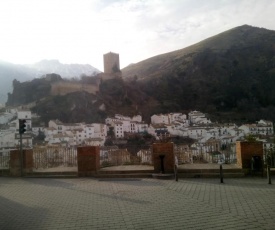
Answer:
[121,25,275,122]
[0,61,34,104]
[122,25,275,80]
[7,25,275,124]
[27,60,100,78]
[0,60,100,103]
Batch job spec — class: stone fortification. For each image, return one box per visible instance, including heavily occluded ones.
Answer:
[104,52,120,74]
[99,72,122,81]
[51,81,99,96]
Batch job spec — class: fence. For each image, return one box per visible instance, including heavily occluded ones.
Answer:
[0,149,10,169]
[100,145,152,167]
[264,147,275,167]
[174,143,237,164]
[33,146,77,170]
[1,142,238,172]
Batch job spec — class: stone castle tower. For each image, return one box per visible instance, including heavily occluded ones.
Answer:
[103,52,120,74]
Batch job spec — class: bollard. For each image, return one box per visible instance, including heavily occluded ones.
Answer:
[175,155,178,182]
[174,165,178,182]
[220,164,223,183]
[267,165,271,185]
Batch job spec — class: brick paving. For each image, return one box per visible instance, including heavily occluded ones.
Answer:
[0,177,275,230]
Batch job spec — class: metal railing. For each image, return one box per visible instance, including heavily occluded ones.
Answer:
[1,142,238,173]
[264,147,275,167]
[100,145,152,167]
[174,143,237,164]
[0,150,10,169]
[33,146,77,169]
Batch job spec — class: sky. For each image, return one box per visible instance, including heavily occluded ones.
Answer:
[0,0,275,71]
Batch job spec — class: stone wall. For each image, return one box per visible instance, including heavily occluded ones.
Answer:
[99,72,122,81]
[51,82,99,96]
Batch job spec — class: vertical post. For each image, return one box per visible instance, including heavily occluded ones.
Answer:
[20,134,23,177]
[220,164,223,183]
[267,165,271,185]
[174,165,178,182]
[175,155,178,182]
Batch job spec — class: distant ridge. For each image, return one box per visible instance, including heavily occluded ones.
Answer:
[0,60,100,103]
[122,25,275,79]
[28,59,100,78]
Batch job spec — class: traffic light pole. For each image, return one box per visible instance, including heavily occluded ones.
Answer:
[18,118,27,176]
[20,133,23,177]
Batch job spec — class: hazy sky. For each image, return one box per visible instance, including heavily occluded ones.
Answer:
[0,0,274,71]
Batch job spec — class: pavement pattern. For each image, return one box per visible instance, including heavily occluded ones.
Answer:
[0,177,275,230]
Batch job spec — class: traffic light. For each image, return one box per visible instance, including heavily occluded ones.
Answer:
[19,119,27,134]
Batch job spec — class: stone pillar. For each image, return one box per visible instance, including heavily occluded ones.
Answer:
[77,146,100,177]
[236,141,263,169]
[152,142,174,173]
[10,149,33,176]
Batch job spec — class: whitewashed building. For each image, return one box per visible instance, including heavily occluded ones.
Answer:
[0,112,15,124]
[239,120,273,136]
[151,113,187,125]
[114,121,124,138]
[0,130,16,148]
[106,114,147,138]
[188,111,211,124]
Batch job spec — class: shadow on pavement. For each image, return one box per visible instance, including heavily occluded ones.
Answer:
[24,178,153,205]
[0,196,48,230]
[98,178,165,186]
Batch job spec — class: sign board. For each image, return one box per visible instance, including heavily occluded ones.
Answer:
[15,133,32,139]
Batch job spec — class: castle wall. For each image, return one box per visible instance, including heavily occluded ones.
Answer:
[51,82,99,96]
[99,72,122,81]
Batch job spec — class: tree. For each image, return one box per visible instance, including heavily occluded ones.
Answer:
[244,134,257,142]
[107,127,115,138]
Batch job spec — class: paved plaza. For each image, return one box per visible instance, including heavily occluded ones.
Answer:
[0,176,275,230]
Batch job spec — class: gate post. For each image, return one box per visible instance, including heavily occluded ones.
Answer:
[236,141,263,175]
[152,142,175,173]
[77,146,100,177]
[10,149,33,176]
